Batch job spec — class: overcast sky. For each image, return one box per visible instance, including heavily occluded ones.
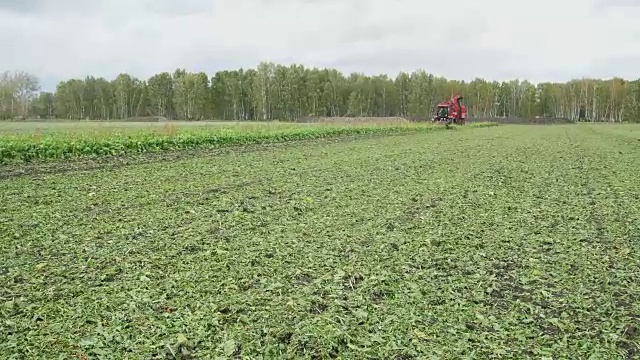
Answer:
[1,0,639,90]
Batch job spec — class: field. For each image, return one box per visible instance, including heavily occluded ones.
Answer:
[0,117,414,135]
[1,122,639,359]
[0,120,274,134]
[0,119,486,165]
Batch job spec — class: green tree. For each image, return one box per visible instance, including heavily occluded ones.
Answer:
[147,72,174,119]
[30,92,55,119]
[9,62,638,122]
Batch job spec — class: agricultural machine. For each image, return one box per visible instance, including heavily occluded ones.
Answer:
[432,94,467,125]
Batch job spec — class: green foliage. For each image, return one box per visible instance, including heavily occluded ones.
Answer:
[29,92,54,119]
[622,81,640,123]
[0,70,40,119]
[0,122,494,164]
[10,63,639,122]
[1,124,639,358]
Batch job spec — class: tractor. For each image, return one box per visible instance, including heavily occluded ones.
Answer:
[432,94,467,125]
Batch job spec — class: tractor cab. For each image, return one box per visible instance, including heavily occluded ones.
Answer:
[437,106,449,118]
[433,102,451,121]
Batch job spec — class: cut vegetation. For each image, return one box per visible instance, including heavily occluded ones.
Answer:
[1,123,639,359]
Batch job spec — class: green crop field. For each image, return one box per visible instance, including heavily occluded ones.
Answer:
[0,121,484,165]
[0,120,210,133]
[1,123,639,359]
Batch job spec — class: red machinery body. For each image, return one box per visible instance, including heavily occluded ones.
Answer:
[432,94,467,125]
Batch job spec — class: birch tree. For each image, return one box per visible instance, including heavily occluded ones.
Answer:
[5,63,639,123]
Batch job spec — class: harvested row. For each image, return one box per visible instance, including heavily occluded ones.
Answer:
[1,123,639,358]
[0,122,495,164]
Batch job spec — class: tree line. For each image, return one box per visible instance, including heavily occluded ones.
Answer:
[2,63,639,122]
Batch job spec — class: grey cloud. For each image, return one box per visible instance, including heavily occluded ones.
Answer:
[0,0,99,14]
[1,0,639,86]
[0,0,40,12]
[144,0,213,16]
[588,56,640,80]
[341,23,418,43]
[300,7,489,54]
[593,0,640,8]
[322,46,513,81]
[0,0,212,15]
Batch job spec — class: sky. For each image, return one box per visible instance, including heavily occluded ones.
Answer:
[1,0,639,91]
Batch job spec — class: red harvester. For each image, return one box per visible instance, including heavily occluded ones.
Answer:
[432,94,467,125]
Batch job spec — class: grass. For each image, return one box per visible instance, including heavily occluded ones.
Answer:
[1,123,639,359]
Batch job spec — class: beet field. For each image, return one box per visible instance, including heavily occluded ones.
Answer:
[1,122,639,359]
